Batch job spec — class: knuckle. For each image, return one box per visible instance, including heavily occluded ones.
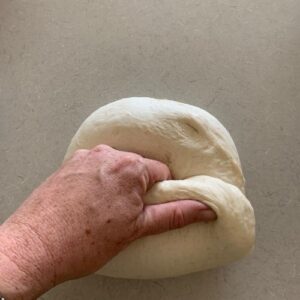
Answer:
[73,149,88,157]
[111,155,146,191]
[170,208,186,229]
[122,154,141,164]
[93,144,112,153]
[119,154,144,170]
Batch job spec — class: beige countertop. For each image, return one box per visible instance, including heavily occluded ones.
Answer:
[1,1,299,299]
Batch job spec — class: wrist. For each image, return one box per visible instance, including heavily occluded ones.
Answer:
[0,221,56,299]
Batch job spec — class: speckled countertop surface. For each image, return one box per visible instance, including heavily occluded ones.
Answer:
[1,1,299,299]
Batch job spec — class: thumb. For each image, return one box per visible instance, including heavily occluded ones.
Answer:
[137,200,217,237]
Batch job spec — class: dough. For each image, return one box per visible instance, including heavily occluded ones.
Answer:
[64,97,255,279]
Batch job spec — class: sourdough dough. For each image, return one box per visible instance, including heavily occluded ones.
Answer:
[64,97,255,279]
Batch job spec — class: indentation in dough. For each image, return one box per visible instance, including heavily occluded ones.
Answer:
[184,121,199,134]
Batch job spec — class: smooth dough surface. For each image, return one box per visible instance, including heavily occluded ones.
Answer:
[64,97,255,279]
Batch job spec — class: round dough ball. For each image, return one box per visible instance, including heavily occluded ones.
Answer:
[64,97,255,279]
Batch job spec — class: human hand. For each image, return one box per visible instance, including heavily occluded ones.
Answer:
[0,145,216,299]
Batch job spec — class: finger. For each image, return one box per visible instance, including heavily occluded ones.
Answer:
[137,200,217,237]
[143,158,172,190]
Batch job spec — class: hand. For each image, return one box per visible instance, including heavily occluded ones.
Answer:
[0,145,216,299]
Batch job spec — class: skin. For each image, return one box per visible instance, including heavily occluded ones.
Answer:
[0,145,216,299]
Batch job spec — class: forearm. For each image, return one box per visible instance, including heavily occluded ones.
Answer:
[0,222,55,300]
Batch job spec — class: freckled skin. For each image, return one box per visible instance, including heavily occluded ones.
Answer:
[0,145,216,300]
